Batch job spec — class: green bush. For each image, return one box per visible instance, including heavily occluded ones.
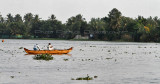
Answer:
[33,54,54,61]
[140,34,147,42]
[121,34,132,41]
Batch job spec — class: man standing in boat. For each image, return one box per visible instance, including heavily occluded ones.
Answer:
[47,43,53,50]
[33,44,40,50]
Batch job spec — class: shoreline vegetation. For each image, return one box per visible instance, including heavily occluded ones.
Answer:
[0,8,160,42]
[29,38,154,43]
[1,38,158,43]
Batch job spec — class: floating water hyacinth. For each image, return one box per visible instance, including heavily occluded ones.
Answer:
[19,47,23,49]
[63,59,69,61]
[71,74,95,80]
[33,54,54,61]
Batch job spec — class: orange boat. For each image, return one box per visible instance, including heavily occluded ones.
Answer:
[24,47,73,54]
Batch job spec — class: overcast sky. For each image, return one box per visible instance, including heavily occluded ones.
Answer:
[0,0,160,23]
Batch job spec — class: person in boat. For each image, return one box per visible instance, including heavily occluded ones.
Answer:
[33,44,40,50]
[47,43,53,50]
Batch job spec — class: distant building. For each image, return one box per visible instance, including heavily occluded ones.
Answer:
[74,35,89,39]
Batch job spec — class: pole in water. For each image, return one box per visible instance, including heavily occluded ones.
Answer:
[2,40,4,42]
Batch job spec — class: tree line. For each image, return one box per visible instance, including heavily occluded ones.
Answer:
[0,8,160,42]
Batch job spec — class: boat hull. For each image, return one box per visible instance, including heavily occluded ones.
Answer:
[24,47,73,54]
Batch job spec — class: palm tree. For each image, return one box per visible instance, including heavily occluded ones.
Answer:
[108,8,122,30]
[23,13,33,36]
[14,14,22,22]
[50,14,56,21]
[7,13,14,23]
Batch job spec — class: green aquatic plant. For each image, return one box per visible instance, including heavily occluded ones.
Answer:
[132,53,136,55]
[19,47,23,49]
[33,54,54,61]
[94,76,98,78]
[80,49,84,51]
[106,58,113,60]
[124,51,128,53]
[72,74,94,80]
[63,59,69,61]
[115,59,117,62]
[71,78,75,80]
[90,46,96,47]
[10,76,14,78]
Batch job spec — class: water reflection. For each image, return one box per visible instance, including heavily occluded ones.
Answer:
[25,53,72,56]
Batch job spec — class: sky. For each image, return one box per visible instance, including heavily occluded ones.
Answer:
[0,0,160,23]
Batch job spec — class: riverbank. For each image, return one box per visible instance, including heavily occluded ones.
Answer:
[1,38,158,43]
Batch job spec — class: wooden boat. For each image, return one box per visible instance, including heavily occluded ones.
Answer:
[24,47,73,54]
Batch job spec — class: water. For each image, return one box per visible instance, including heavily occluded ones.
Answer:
[0,39,160,84]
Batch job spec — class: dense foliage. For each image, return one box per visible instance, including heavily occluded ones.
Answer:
[0,8,160,42]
